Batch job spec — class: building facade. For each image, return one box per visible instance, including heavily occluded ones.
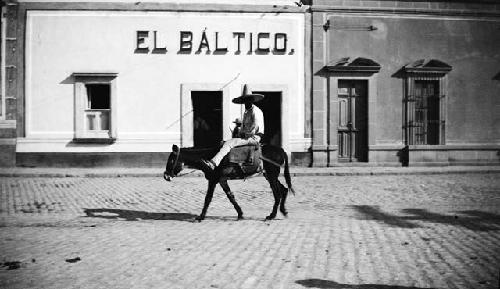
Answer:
[310,0,500,166]
[0,0,499,168]
[0,0,310,167]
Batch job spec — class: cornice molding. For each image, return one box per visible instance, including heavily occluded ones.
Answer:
[18,2,309,13]
[311,6,500,19]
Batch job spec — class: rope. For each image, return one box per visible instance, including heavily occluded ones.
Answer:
[176,169,197,177]
[259,155,282,168]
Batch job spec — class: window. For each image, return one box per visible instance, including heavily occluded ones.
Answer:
[85,84,110,131]
[403,59,451,146]
[73,73,117,143]
[412,80,440,145]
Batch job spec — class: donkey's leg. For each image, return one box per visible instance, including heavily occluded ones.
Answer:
[264,165,281,220]
[196,180,217,222]
[266,179,280,220]
[278,181,289,217]
[219,179,244,220]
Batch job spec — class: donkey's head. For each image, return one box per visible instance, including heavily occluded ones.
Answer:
[163,145,184,182]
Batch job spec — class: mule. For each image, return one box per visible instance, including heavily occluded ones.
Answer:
[164,144,295,221]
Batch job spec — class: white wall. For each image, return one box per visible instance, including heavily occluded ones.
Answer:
[19,10,305,152]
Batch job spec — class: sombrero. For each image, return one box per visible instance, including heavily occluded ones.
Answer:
[232,85,264,104]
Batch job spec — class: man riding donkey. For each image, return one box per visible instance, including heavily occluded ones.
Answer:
[199,87,264,175]
[163,86,294,221]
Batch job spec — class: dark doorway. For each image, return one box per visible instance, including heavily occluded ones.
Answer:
[337,80,368,162]
[253,91,282,147]
[191,91,222,148]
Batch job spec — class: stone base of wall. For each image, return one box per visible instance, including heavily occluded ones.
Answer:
[290,152,311,167]
[369,145,406,165]
[309,145,500,167]
[16,151,313,168]
[0,126,17,167]
[0,144,16,167]
[17,152,170,168]
[407,145,500,166]
[15,145,500,168]
[312,149,329,167]
[311,145,405,167]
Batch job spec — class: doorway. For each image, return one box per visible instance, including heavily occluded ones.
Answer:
[191,91,223,148]
[337,80,368,162]
[253,91,282,147]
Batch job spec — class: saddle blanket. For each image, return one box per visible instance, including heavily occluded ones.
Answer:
[228,144,260,164]
[228,144,262,175]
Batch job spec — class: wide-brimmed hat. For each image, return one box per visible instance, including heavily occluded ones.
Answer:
[233,118,242,124]
[232,85,264,104]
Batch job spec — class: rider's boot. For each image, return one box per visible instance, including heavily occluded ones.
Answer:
[199,159,216,175]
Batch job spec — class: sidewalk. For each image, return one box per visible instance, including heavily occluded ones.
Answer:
[0,165,499,177]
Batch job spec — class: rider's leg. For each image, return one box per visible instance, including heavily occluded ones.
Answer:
[210,138,248,166]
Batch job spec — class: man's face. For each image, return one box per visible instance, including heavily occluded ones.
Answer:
[244,102,252,109]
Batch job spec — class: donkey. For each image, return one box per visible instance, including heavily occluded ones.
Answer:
[164,144,295,221]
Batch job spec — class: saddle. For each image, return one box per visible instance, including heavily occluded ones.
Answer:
[228,144,262,175]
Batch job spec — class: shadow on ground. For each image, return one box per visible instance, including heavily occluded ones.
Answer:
[352,206,500,231]
[84,208,197,221]
[296,279,438,289]
[83,208,266,222]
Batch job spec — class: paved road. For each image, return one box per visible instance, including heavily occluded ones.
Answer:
[0,174,499,289]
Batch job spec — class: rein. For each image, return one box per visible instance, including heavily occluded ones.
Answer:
[170,148,204,178]
[177,169,197,177]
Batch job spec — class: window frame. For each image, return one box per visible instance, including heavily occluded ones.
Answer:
[403,60,451,146]
[409,79,442,145]
[0,6,6,121]
[73,73,117,143]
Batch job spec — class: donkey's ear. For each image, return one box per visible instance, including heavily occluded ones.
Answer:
[172,144,179,153]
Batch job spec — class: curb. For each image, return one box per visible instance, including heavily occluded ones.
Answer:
[1,168,500,178]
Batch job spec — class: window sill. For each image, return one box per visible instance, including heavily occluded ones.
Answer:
[72,138,116,144]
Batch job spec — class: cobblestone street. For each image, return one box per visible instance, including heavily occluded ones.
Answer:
[1,173,499,289]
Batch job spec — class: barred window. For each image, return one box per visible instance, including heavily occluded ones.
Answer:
[409,79,441,145]
[403,60,451,146]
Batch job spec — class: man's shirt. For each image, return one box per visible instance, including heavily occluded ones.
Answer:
[240,105,264,138]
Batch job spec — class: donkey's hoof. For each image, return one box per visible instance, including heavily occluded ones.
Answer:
[237,215,244,221]
[194,216,204,222]
[265,215,276,220]
[281,211,288,218]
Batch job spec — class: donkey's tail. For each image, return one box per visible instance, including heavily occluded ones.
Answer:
[283,150,296,195]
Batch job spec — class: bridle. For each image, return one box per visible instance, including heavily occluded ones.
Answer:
[164,149,181,181]
[165,150,198,179]
[170,149,181,176]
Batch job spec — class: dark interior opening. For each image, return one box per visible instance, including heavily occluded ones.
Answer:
[191,91,223,148]
[253,91,282,147]
[86,84,110,109]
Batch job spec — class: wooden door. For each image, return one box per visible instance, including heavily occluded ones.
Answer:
[337,80,368,162]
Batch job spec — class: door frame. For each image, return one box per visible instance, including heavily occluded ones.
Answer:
[246,84,289,154]
[337,79,368,162]
[180,83,230,147]
[328,75,377,164]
